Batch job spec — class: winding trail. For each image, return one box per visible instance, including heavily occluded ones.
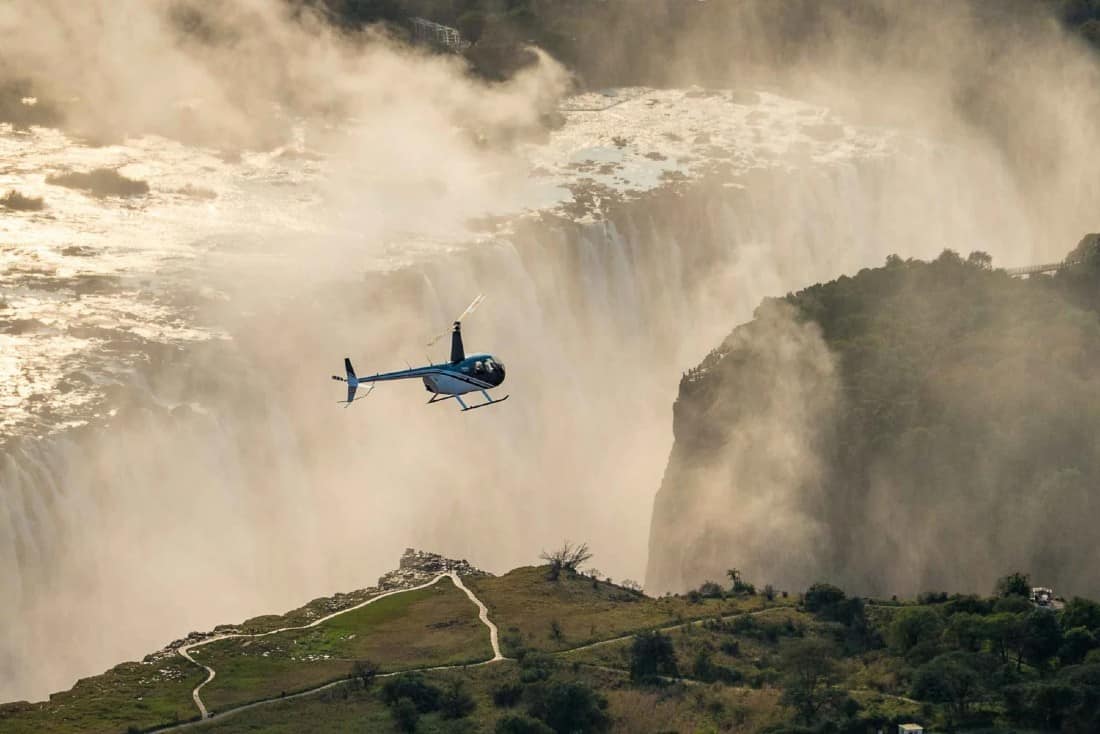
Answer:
[160,581,789,732]
[164,572,501,731]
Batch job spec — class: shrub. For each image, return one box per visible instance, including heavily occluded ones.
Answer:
[350,659,378,688]
[381,674,442,713]
[495,714,555,734]
[519,651,555,683]
[698,580,724,598]
[629,630,678,683]
[390,696,419,733]
[440,680,476,719]
[540,542,592,581]
[493,681,524,707]
[526,680,611,733]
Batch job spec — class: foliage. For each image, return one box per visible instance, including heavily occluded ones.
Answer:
[628,630,679,683]
[381,674,442,713]
[525,680,611,734]
[493,681,525,707]
[911,651,984,723]
[439,679,476,719]
[1062,597,1100,633]
[389,696,420,733]
[996,572,1032,598]
[519,651,555,683]
[495,714,555,734]
[697,580,724,598]
[539,542,592,581]
[778,638,841,723]
[350,659,378,688]
[887,608,944,662]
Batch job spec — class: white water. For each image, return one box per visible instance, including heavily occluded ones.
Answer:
[0,87,1075,702]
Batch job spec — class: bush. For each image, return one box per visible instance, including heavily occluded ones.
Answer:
[996,572,1031,599]
[804,583,846,614]
[493,681,525,707]
[629,630,678,683]
[390,696,419,733]
[440,680,476,719]
[540,542,592,581]
[698,580,724,598]
[350,659,378,687]
[495,714,555,734]
[381,674,442,713]
[526,680,611,733]
[519,651,555,683]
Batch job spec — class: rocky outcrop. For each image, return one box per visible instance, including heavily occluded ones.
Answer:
[378,548,491,590]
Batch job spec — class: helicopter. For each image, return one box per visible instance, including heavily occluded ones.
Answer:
[332,294,508,412]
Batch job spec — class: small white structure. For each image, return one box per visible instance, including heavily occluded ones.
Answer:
[898,725,923,734]
[410,17,467,51]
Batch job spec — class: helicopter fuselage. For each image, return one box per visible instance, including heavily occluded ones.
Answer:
[422,353,506,395]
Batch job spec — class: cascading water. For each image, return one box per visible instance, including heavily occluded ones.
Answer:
[0,85,1083,702]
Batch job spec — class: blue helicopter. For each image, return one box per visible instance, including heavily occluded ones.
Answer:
[333,295,508,412]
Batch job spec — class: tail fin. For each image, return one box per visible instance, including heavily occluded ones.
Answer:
[332,358,359,404]
[450,322,464,364]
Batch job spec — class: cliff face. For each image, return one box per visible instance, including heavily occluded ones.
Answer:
[647,241,1100,598]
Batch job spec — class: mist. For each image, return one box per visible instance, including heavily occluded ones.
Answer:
[3,0,1100,703]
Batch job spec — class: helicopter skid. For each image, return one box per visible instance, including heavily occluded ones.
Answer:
[429,390,509,411]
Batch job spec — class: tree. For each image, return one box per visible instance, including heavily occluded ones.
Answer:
[350,659,378,688]
[1062,597,1100,633]
[945,612,986,652]
[519,651,555,683]
[985,612,1027,666]
[996,571,1031,598]
[911,651,983,723]
[527,680,611,733]
[804,583,846,614]
[440,679,476,719]
[492,682,524,708]
[888,607,945,662]
[629,630,679,682]
[540,542,592,581]
[381,674,442,713]
[967,250,993,269]
[495,715,555,734]
[1022,609,1063,669]
[697,580,724,598]
[390,696,420,733]
[726,568,755,594]
[779,638,841,723]
[1003,681,1079,730]
[1059,626,1097,665]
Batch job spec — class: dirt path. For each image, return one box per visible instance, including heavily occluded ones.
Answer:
[159,584,785,732]
[168,572,485,729]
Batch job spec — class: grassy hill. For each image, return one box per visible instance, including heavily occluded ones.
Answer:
[5,557,1100,733]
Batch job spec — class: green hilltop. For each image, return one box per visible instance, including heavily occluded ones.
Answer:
[4,547,1100,733]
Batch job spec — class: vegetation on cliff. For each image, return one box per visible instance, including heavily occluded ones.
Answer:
[649,236,1100,599]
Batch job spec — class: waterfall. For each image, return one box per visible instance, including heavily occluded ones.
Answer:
[0,135,1080,701]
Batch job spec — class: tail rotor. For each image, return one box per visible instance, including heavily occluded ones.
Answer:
[332,358,371,405]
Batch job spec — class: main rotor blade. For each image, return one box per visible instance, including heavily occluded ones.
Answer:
[427,293,485,346]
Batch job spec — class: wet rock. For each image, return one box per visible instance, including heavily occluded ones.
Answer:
[46,168,150,197]
[1,189,44,211]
